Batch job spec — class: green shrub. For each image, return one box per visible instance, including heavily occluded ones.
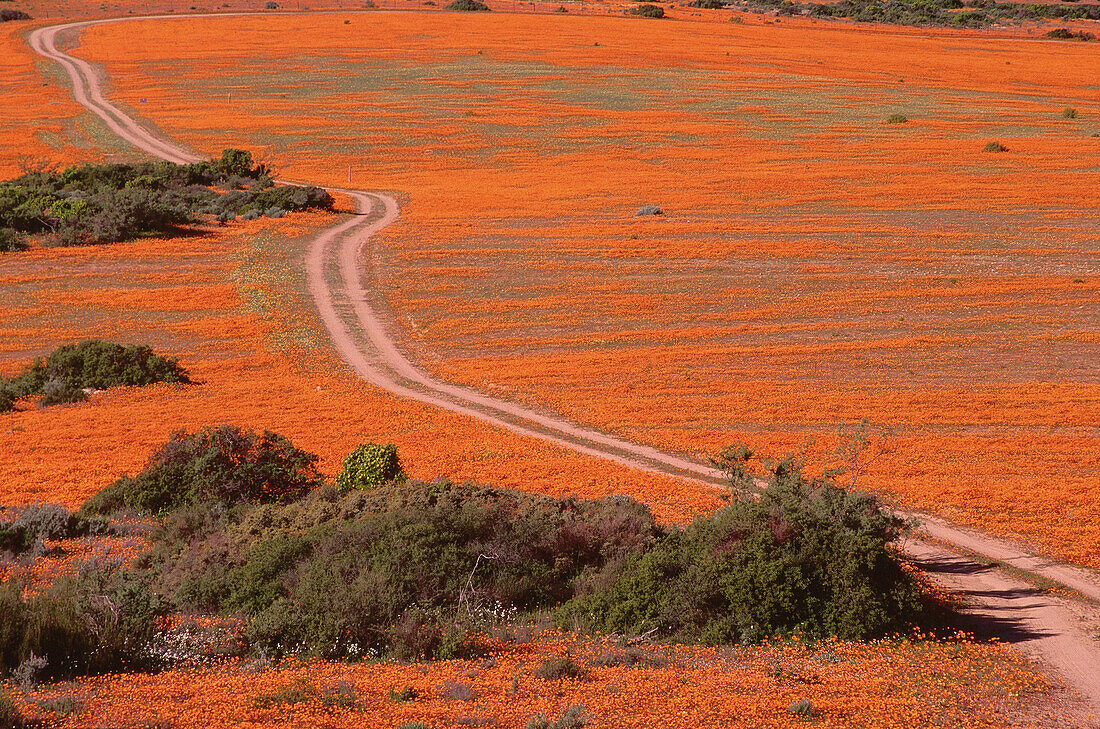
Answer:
[688,0,723,7]
[0,8,32,21]
[81,425,321,516]
[336,443,406,491]
[397,723,431,729]
[983,141,1007,152]
[3,340,191,409]
[788,698,816,718]
[1062,107,1078,119]
[151,481,659,659]
[0,564,163,681]
[446,0,489,9]
[884,113,908,124]
[629,3,665,17]
[0,151,328,247]
[556,457,925,643]
[0,385,13,414]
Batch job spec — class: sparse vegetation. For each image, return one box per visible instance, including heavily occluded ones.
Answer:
[526,704,588,729]
[0,149,331,248]
[1062,107,1078,118]
[983,141,1008,152]
[885,113,908,124]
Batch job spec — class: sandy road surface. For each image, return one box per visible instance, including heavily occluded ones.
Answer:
[27,15,1100,715]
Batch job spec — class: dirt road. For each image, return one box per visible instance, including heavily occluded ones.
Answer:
[27,15,1100,716]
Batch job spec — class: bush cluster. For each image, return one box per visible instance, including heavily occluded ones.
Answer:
[0,149,332,248]
[1,426,935,678]
[735,0,1100,28]
[0,8,31,21]
[81,425,322,516]
[446,0,490,9]
[1,340,191,412]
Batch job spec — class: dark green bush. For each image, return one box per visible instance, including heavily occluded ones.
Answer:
[446,0,489,9]
[629,3,665,17]
[0,8,31,21]
[1062,107,1078,119]
[81,425,321,516]
[688,0,724,7]
[556,458,924,643]
[983,141,1007,152]
[3,340,190,409]
[336,442,406,490]
[0,150,329,247]
[0,564,163,681]
[884,113,908,124]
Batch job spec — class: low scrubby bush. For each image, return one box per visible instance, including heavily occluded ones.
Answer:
[0,149,330,248]
[0,503,109,556]
[556,458,925,643]
[1062,107,1078,119]
[885,113,908,124]
[81,425,321,516]
[2,340,191,409]
[629,3,665,17]
[0,8,31,21]
[0,563,163,681]
[446,0,490,9]
[983,141,1007,152]
[336,442,405,490]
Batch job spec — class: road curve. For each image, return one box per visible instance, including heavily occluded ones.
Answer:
[27,14,1100,714]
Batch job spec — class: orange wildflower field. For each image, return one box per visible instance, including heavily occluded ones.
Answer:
[43,11,1098,568]
[3,6,1100,727]
[8,631,1085,729]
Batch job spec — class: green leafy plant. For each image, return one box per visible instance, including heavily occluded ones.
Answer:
[335,442,406,491]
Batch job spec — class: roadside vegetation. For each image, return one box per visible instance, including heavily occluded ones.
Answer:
[728,0,1100,29]
[0,340,191,412]
[0,149,332,250]
[1,425,939,682]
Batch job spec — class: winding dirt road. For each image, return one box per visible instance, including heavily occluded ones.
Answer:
[27,15,1100,717]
